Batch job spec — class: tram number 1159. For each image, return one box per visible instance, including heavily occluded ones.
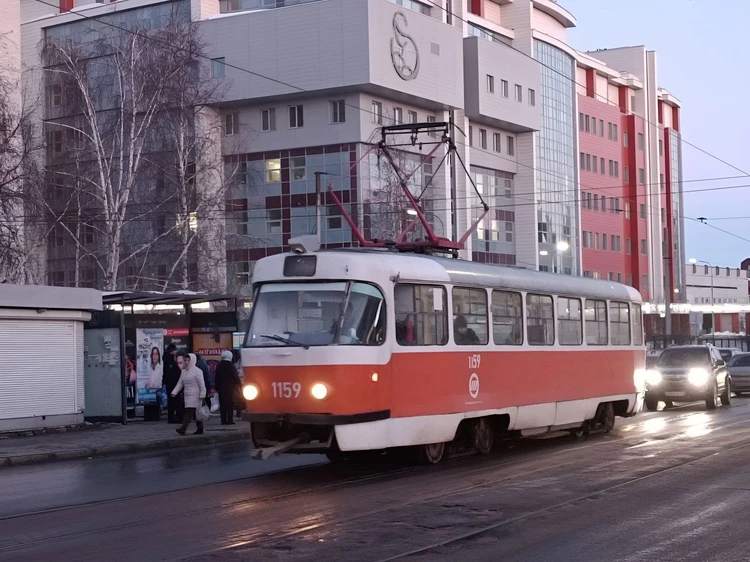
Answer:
[468,355,481,369]
[272,382,302,398]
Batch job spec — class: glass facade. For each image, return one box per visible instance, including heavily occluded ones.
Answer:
[533,40,578,276]
[471,166,516,264]
[670,129,686,299]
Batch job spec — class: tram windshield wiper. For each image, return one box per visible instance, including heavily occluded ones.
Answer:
[260,334,310,350]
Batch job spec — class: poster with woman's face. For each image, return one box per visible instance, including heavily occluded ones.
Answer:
[136,328,165,403]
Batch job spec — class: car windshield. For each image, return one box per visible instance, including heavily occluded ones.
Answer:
[657,348,710,368]
[245,281,386,347]
[728,354,749,367]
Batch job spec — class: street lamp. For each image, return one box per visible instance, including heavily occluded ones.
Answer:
[689,258,715,307]
[556,241,570,252]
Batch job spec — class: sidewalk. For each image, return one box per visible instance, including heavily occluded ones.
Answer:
[0,417,251,468]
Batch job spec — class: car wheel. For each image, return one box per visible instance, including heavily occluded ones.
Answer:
[721,378,732,406]
[706,382,719,410]
[645,394,658,412]
[664,400,674,408]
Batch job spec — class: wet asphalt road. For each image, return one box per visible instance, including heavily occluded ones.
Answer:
[4,400,750,561]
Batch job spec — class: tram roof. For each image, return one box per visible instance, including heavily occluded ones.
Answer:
[328,250,642,303]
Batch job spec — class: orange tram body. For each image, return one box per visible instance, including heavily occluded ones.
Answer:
[241,247,647,464]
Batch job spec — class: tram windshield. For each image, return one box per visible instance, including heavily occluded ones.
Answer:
[246,282,386,347]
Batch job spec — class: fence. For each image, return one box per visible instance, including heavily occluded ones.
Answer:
[646,335,750,353]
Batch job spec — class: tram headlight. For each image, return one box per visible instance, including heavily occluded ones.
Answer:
[311,383,328,400]
[688,368,710,386]
[243,384,259,401]
[645,370,662,387]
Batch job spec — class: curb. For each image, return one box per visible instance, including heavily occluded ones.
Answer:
[0,431,252,468]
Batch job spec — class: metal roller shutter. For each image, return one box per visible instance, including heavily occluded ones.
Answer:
[0,320,77,420]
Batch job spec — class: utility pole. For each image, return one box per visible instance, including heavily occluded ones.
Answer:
[314,172,332,247]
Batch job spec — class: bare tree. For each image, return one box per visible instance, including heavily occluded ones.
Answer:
[0,34,44,284]
[42,9,229,291]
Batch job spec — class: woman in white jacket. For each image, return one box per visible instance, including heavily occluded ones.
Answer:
[172,352,207,435]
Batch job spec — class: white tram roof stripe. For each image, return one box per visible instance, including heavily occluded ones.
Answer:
[253,250,642,303]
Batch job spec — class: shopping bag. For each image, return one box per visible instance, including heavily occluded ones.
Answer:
[196,403,210,422]
[210,395,220,414]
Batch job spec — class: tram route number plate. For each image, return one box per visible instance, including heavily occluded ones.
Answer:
[664,391,686,397]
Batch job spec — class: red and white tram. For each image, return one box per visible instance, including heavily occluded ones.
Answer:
[241,245,646,464]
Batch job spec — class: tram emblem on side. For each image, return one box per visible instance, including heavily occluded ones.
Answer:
[469,373,480,399]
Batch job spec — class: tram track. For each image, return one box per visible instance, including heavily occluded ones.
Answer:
[2,405,749,561]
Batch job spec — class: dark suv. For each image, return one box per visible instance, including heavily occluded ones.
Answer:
[644,345,731,411]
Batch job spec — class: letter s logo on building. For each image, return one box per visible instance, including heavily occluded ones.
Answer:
[391,12,420,81]
[469,373,480,399]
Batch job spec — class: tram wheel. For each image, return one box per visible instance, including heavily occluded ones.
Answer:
[473,418,494,455]
[570,420,590,439]
[600,403,615,433]
[416,442,445,465]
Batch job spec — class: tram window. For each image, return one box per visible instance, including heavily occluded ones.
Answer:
[452,287,488,345]
[526,294,554,346]
[610,301,631,345]
[584,299,608,345]
[492,290,523,345]
[632,304,644,346]
[395,284,448,346]
[557,297,582,346]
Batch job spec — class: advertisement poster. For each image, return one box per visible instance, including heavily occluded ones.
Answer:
[136,328,165,403]
[192,333,233,393]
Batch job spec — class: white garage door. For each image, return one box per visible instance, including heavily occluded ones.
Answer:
[0,320,84,420]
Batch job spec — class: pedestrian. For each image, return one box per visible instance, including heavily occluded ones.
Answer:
[194,353,213,410]
[172,351,207,436]
[454,314,480,345]
[215,350,241,425]
[163,344,184,424]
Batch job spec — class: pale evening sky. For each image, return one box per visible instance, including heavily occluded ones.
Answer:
[563,0,750,268]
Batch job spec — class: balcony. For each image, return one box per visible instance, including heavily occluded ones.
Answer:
[201,0,464,109]
[463,36,541,133]
[531,0,577,28]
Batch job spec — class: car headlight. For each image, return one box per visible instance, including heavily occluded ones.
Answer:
[645,370,662,386]
[688,368,710,386]
[243,384,259,401]
[311,383,328,400]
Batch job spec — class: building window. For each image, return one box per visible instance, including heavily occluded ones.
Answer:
[265,158,281,183]
[608,122,613,140]
[261,108,276,132]
[479,128,487,149]
[290,156,306,180]
[593,271,600,279]
[627,275,632,286]
[580,152,585,171]
[331,100,346,124]
[623,131,628,147]
[267,209,282,234]
[626,238,631,255]
[579,112,584,131]
[393,107,403,125]
[641,239,647,255]
[585,115,590,132]
[640,204,647,219]
[594,194,599,210]
[372,101,383,125]
[612,124,618,141]
[469,126,473,147]
[614,161,619,178]
[493,133,501,153]
[529,89,536,106]
[501,80,509,98]
[224,113,238,136]
[515,84,522,102]
[591,118,597,135]
[288,105,304,128]
[599,119,604,137]
[601,196,606,212]
[639,168,646,184]
[660,173,665,191]
[659,139,664,155]
[624,167,629,183]
[507,136,515,156]
[592,156,598,174]
[48,84,62,108]
[408,110,418,124]
[642,275,649,289]
[600,157,605,175]
[625,202,631,219]
[49,130,63,153]
[220,0,239,11]
[638,133,645,150]
[595,232,600,250]
[487,74,495,93]
[608,160,614,176]
[211,57,226,78]
[602,233,608,250]
[586,154,591,171]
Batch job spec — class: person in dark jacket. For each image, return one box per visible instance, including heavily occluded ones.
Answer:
[194,353,212,409]
[215,351,241,425]
[163,344,184,423]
